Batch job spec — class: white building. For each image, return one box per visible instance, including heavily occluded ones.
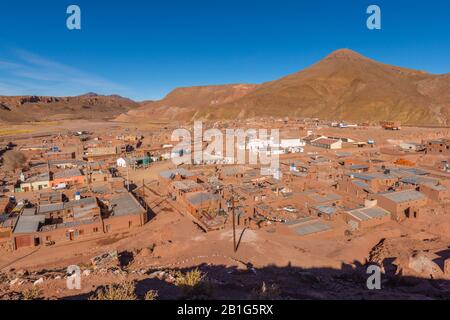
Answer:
[280,139,306,149]
[116,157,127,168]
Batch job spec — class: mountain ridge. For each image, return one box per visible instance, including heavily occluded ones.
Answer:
[122,48,450,125]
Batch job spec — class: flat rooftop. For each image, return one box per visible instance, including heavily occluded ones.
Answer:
[379,190,427,203]
[347,206,390,222]
[13,215,45,234]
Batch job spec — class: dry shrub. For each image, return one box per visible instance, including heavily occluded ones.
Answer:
[22,287,43,300]
[144,290,158,300]
[2,150,27,171]
[174,268,214,299]
[90,280,137,300]
[251,282,281,300]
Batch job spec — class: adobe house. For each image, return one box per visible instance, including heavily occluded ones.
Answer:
[374,190,428,221]
[169,180,204,199]
[102,193,147,233]
[12,214,45,249]
[51,168,85,187]
[425,139,450,155]
[38,197,100,240]
[158,168,198,187]
[419,182,450,202]
[310,138,342,150]
[184,191,221,219]
[88,169,111,184]
[339,171,399,198]
[19,172,51,192]
[38,191,62,205]
[344,200,391,230]
[0,215,17,243]
[44,151,75,161]
[298,189,342,207]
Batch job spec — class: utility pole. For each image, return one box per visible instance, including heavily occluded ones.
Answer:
[126,155,130,192]
[227,187,237,253]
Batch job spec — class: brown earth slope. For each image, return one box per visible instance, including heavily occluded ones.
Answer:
[199,49,450,124]
[124,49,450,125]
[0,93,139,123]
[116,84,259,122]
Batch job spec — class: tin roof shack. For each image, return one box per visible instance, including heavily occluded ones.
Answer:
[310,205,340,221]
[158,168,198,188]
[102,193,147,233]
[184,191,223,230]
[419,182,450,202]
[38,191,63,205]
[219,166,252,181]
[374,190,428,221]
[279,217,333,237]
[19,145,49,159]
[12,214,45,249]
[85,146,118,162]
[298,189,342,208]
[344,200,391,231]
[20,172,51,192]
[44,151,75,161]
[36,197,103,246]
[339,172,399,200]
[425,139,450,155]
[0,215,17,242]
[170,180,204,199]
[49,159,86,169]
[51,168,85,187]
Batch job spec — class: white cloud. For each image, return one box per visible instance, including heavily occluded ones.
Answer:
[0,48,129,97]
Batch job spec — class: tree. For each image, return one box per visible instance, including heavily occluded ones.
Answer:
[2,150,27,171]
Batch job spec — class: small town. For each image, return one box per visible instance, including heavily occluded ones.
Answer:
[0,117,450,300]
[1,0,450,307]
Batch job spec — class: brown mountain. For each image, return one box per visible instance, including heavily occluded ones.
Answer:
[0,93,139,123]
[124,49,450,125]
[116,84,259,122]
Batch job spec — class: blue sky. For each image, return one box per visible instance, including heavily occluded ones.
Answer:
[0,0,449,101]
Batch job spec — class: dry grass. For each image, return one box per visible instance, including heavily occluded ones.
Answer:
[22,287,43,300]
[0,129,33,136]
[90,280,137,300]
[251,282,281,300]
[144,290,159,300]
[174,268,214,298]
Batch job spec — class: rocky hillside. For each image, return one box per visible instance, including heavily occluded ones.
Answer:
[0,93,139,123]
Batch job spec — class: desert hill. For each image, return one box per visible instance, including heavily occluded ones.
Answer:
[116,84,259,122]
[124,49,450,125]
[0,93,139,123]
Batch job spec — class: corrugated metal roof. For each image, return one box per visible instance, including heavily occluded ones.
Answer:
[352,180,373,193]
[53,168,83,179]
[294,222,332,236]
[314,205,336,215]
[186,192,220,206]
[110,193,145,216]
[13,215,45,234]
[380,190,427,203]
[159,168,195,180]
[347,206,390,221]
